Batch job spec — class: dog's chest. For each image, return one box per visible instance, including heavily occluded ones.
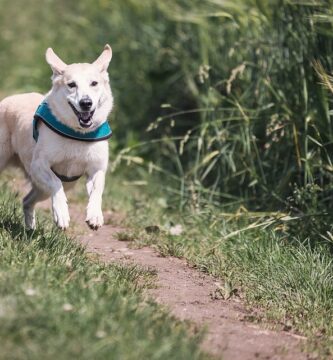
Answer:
[47,140,108,177]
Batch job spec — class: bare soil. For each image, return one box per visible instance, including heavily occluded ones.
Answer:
[12,175,308,360]
[76,212,307,360]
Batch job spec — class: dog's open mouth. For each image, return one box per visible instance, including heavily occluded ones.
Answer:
[68,102,95,129]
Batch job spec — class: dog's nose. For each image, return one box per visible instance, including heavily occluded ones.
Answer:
[79,97,93,111]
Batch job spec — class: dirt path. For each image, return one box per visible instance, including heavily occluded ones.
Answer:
[11,174,307,360]
[75,212,306,360]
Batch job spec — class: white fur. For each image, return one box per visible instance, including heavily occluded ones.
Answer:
[0,45,113,230]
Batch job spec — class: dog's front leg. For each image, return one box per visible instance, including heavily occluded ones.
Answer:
[30,158,70,230]
[86,169,106,230]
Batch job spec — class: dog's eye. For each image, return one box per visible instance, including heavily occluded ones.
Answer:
[91,81,98,87]
[67,82,77,89]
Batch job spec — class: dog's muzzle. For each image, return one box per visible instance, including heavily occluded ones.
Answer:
[68,101,95,128]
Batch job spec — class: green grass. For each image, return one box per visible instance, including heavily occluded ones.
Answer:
[0,186,208,360]
[103,172,333,358]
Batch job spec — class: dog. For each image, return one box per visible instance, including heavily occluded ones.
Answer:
[0,44,113,230]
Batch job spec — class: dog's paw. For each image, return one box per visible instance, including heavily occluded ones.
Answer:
[52,194,70,230]
[86,207,104,231]
[53,204,70,230]
[23,207,36,230]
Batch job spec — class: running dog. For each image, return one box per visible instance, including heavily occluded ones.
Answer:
[0,45,113,230]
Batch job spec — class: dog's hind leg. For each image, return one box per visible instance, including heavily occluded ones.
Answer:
[23,186,48,229]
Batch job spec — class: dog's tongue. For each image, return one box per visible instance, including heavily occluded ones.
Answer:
[80,112,91,121]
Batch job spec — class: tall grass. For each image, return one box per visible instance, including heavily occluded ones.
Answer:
[108,1,333,238]
[119,0,333,204]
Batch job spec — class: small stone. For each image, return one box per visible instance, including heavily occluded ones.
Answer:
[25,288,37,296]
[169,224,183,236]
[96,330,107,338]
[62,303,74,312]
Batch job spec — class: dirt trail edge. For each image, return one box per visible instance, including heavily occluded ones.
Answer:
[74,213,306,360]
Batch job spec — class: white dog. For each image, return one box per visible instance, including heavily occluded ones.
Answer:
[0,45,113,230]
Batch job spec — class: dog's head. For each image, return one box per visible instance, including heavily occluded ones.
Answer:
[45,45,113,131]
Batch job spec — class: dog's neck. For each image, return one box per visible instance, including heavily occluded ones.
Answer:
[33,101,112,142]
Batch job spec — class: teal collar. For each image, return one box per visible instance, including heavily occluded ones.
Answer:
[33,101,112,142]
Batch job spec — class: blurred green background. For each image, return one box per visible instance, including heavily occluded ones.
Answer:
[2,0,333,220]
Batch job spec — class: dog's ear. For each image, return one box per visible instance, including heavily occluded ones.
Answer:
[93,44,112,72]
[45,48,67,76]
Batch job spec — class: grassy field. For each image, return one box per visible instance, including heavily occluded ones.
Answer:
[0,185,207,360]
[102,171,333,358]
